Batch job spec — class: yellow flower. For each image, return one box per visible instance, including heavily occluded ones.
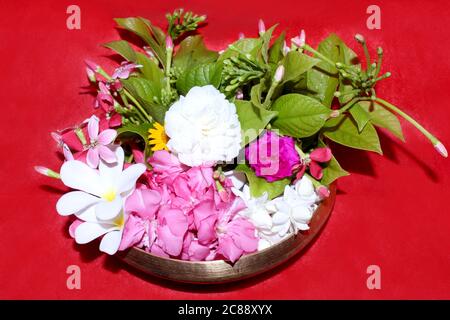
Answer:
[148,122,169,151]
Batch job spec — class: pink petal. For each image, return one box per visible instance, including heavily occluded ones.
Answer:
[87,116,99,140]
[118,214,146,251]
[125,188,161,219]
[217,235,243,263]
[309,161,323,180]
[97,129,117,145]
[98,145,117,163]
[108,113,122,128]
[310,147,332,163]
[68,219,83,238]
[86,147,99,168]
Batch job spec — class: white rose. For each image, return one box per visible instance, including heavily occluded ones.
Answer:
[164,85,242,166]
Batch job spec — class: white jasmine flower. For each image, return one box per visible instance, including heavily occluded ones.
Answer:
[269,176,320,235]
[56,147,146,221]
[164,85,242,166]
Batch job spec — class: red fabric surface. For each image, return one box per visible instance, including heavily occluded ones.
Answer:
[1,0,449,299]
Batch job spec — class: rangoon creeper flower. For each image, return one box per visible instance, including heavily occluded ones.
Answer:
[57,146,146,222]
[164,85,242,166]
[86,115,118,168]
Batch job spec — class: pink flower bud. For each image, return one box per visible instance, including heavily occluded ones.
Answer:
[317,186,330,198]
[165,36,174,50]
[299,29,306,47]
[329,110,340,118]
[62,144,74,161]
[235,89,244,100]
[85,59,99,72]
[258,19,266,35]
[34,166,60,179]
[238,32,245,39]
[86,67,96,82]
[434,141,448,158]
[274,65,285,82]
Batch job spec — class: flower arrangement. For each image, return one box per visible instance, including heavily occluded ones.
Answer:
[36,9,446,263]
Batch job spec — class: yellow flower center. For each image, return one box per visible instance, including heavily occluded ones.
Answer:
[113,213,125,227]
[102,189,117,202]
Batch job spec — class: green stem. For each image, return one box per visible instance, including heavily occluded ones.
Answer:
[375,98,438,144]
[263,82,279,108]
[361,42,372,73]
[123,90,152,122]
[302,44,336,67]
[295,144,306,159]
[338,97,371,114]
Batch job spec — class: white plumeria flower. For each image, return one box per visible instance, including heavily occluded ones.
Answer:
[73,204,126,255]
[57,146,146,223]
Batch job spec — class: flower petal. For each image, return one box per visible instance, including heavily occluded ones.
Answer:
[95,197,123,221]
[99,230,123,255]
[98,145,117,163]
[99,146,124,185]
[56,191,100,216]
[97,129,117,145]
[118,163,146,194]
[86,147,99,168]
[310,147,332,163]
[60,160,103,196]
[309,161,323,180]
[87,115,99,140]
[74,222,112,244]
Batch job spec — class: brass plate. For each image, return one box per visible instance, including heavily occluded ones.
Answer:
[120,183,336,284]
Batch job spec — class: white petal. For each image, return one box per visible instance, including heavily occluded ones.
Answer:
[99,230,123,255]
[75,206,100,223]
[99,146,124,185]
[118,163,146,194]
[56,191,100,216]
[272,211,289,225]
[75,222,112,244]
[95,197,123,220]
[60,161,103,196]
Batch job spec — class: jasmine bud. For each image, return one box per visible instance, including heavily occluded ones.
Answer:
[354,34,365,44]
[329,110,340,118]
[434,141,448,158]
[333,91,341,98]
[274,65,285,83]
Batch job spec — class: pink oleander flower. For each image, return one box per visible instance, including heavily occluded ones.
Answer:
[245,130,300,182]
[112,62,141,80]
[295,147,332,181]
[181,232,213,261]
[86,115,118,168]
[156,206,189,256]
[193,197,258,262]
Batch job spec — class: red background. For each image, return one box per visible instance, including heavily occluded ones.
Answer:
[1,0,449,299]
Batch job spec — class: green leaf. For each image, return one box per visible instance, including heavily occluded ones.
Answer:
[307,34,342,108]
[283,51,320,83]
[235,100,278,146]
[261,24,278,64]
[359,101,405,141]
[268,32,285,65]
[176,63,222,95]
[250,81,265,108]
[235,164,290,200]
[323,115,382,154]
[135,52,164,88]
[103,40,137,62]
[218,38,262,62]
[121,77,167,124]
[349,102,371,132]
[318,140,349,185]
[173,35,218,74]
[271,93,330,138]
[321,155,349,185]
[114,17,165,65]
